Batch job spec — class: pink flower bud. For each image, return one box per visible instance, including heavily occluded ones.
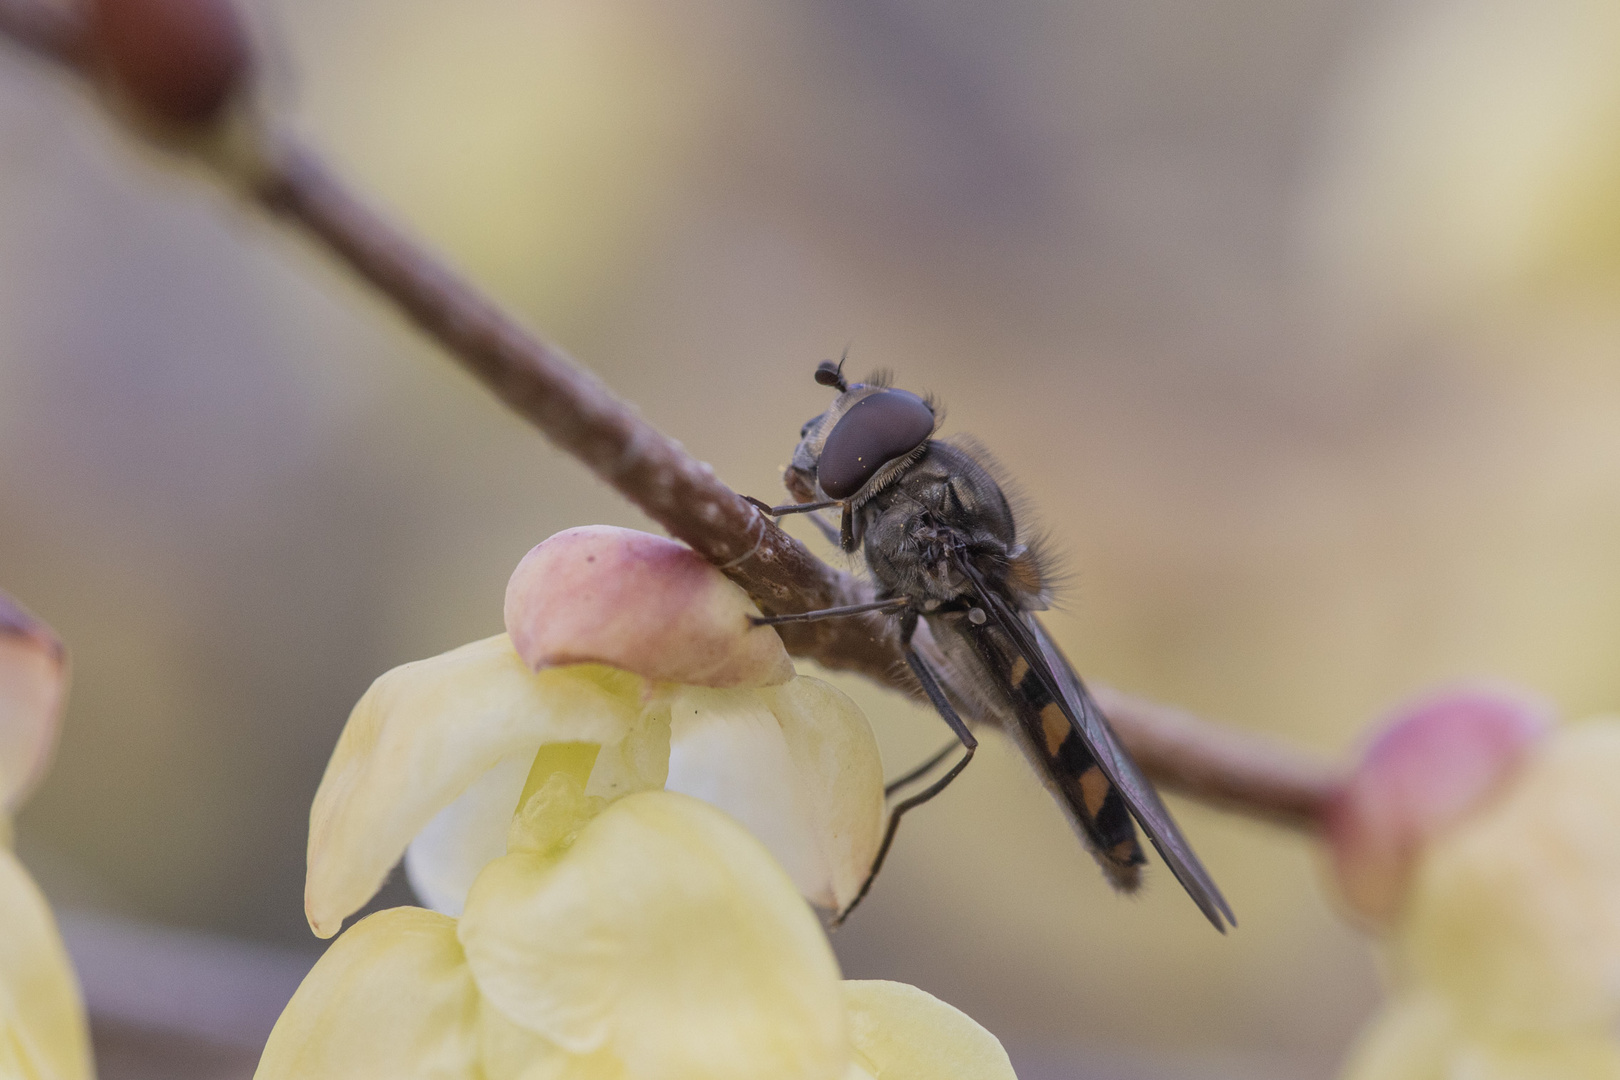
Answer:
[505,526,794,689]
[87,0,251,127]
[1325,685,1553,924]
[0,593,67,811]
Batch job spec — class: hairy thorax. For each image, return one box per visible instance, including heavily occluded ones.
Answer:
[854,442,1020,606]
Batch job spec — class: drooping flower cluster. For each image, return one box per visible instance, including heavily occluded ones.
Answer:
[261,526,1016,1079]
[1327,687,1620,1078]
[0,593,94,1080]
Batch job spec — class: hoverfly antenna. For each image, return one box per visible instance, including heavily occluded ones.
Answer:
[814,356,849,392]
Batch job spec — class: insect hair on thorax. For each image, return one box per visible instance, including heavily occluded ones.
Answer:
[934,432,1070,612]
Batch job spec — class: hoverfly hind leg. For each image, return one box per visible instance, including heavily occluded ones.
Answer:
[883,740,959,797]
[833,641,977,927]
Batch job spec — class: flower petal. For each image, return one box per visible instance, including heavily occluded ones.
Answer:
[405,752,533,918]
[478,996,623,1080]
[841,980,1017,1080]
[1325,685,1552,923]
[1399,717,1620,1031]
[505,526,792,689]
[255,907,489,1080]
[0,594,67,812]
[406,705,673,920]
[665,678,884,910]
[458,788,847,1080]
[0,848,93,1080]
[306,635,644,938]
[1341,993,1620,1080]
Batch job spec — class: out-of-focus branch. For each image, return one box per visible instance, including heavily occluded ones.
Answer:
[0,0,86,65]
[0,0,1343,830]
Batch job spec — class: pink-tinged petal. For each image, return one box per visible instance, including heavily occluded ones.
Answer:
[0,593,68,812]
[1325,684,1554,924]
[504,527,793,689]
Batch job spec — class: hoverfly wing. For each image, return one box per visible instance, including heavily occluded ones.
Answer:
[1029,620,1236,931]
[953,553,1236,932]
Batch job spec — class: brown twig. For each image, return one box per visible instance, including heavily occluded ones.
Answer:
[0,0,86,66]
[0,0,1342,830]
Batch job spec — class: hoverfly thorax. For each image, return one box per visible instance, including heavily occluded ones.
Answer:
[788,359,937,509]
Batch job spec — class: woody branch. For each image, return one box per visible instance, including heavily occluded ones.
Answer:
[0,0,1340,832]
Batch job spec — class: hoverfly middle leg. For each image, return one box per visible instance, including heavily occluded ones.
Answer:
[749,596,910,626]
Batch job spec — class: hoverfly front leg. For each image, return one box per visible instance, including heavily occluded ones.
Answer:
[741,495,840,517]
[741,495,845,547]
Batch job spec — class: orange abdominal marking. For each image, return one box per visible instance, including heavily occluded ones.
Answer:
[1079,766,1111,818]
[1040,703,1068,756]
[1009,656,1029,685]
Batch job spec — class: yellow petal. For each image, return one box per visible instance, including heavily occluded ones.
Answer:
[1342,993,1620,1080]
[665,678,884,910]
[479,994,625,1080]
[505,526,793,689]
[581,700,671,802]
[1339,993,1456,1080]
[306,635,644,938]
[1399,718,1620,1030]
[0,594,67,812]
[406,707,671,919]
[841,981,1017,1080]
[458,790,847,1080]
[0,848,93,1080]
[255,907,488,1080]
[405,752,533,917]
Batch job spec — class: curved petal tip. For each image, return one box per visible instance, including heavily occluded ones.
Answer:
[505,526,793,689]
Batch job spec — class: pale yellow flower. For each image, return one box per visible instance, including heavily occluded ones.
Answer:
[1330,689,1620,1078]
[282,527,1016,1078]
[0,593,94,1080]
[305,526,886,938]
[265,739,1015,1079]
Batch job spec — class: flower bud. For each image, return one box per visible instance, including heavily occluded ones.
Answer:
[87,0,251,128]
[505,526,794,689]
[0,593,67,812]
[1325,684,1553,923]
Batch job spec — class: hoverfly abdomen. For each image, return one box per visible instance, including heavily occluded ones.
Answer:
[1005,650,1147,888]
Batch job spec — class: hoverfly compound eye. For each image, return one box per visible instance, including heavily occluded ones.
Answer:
[817,389,934,499]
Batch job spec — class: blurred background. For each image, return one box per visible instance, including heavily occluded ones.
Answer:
[5,0,1620,1075]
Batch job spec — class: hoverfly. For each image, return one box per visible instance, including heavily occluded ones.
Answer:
[753,359,1234,931]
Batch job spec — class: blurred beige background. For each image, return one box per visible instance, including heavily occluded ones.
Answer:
[5,0,1620,1075]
